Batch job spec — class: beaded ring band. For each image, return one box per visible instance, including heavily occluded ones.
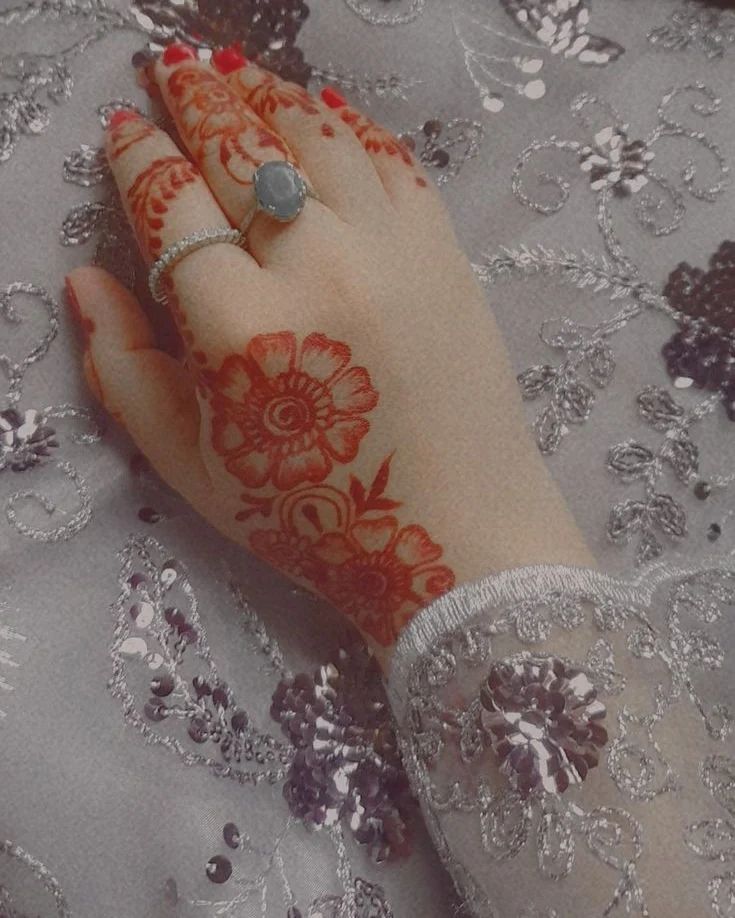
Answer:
[148,227,246,304]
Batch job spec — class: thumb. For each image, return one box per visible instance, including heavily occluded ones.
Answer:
[65,266,213,511]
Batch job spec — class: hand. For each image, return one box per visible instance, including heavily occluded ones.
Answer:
[66,44,593,660]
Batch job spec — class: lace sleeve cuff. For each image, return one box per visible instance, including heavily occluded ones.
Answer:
[386,561,735,918]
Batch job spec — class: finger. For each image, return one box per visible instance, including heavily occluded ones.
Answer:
[105,108,260,351]
[65,266,214,514]
[220,54,390,226]
[324,92,441,216]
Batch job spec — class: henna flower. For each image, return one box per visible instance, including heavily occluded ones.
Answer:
[209,332,379,491]
[311,517,455,644]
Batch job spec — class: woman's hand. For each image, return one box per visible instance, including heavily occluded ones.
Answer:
[66,44,593,658]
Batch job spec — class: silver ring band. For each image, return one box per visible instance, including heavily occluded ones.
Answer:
[148,227,245,304]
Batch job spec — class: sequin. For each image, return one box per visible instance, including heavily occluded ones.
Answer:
[271,645,413,861]
[480,656,607,796]
[205,854,232,884]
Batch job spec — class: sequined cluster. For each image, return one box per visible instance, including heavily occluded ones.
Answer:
[661,241,735,421]
[398,118,484,185]
[578,126,654,195]
[480,657,608,796]
[0,408,58,472]
[271,645,413,861]
[130,0,312,84]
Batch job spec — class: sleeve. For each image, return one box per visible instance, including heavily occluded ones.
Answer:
[386,561,735,918]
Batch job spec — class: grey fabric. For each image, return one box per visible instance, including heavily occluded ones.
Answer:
[1,1,734,915]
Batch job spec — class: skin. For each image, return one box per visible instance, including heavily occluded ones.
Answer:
[66,48,595,667]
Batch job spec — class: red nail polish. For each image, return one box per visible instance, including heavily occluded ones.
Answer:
[321,87,346,109]
[212,44,248,75]
[108,109,140,130]
[162,43,197,66]
[65,278,95,343]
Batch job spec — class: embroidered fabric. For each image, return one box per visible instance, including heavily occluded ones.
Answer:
[389,561,735,917]
[2,0,735,916]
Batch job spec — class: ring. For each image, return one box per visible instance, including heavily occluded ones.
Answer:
[148,227,246,304]
[240,161,319,234]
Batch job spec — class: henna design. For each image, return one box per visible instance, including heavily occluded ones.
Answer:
[248,455,455,645]
[127,156,199,256]
[339,108,414,165]
[205,331,379,492]
[204,332,454,644]
[167,67,291,185]
[236,69,320,118]
[107,116,156,161]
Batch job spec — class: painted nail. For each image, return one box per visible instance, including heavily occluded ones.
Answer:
[321,87,347,109]
[212,44,248,75]
[65,277,95,343]
[162,43,198,66]
[107,109,140,130]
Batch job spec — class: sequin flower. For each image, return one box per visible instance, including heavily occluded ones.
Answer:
[661,241,735,420]
[480,657,607,796]
[271,646,413,862]
[0,408,58,472]
[130,0,312,85]
[579,126,654,194]
[208,332,379,491]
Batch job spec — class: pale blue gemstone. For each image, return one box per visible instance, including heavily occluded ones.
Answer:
[254,161,306,222]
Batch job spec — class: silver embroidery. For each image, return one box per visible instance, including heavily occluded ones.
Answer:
[393,563,735,915]
[649,2,735,60]
[0,615,26,721]
[0,840,71,917]
[0,283,101,541]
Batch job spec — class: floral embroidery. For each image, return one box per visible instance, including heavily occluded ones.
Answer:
[398,565,735,914]
[578,127,654,195]
[661,241,735,421]
[686,754,735,912]
[398,117,483,186]
[0,614,26,720]
[0,283,101,541]
[110,535,401,911]
[271,644,413,862]
[480,656,607,796]
[206,332,379,492]
[130,0,312,85]
[451,0,623,117]
[648,2,735,60]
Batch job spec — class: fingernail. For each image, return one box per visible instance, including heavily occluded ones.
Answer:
[162,43,197,66]
[65,277,95,343]
[212,44,248,75]
[108,109,140,130]
[321,87,346,109]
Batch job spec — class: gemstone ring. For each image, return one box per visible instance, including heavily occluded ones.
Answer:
[240,161,319,235]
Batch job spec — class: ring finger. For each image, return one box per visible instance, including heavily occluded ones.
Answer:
[152,50,337,268]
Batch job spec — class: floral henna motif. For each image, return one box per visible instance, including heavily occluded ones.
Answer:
[249,456,455,645]
[167,67,290,184]
[127,156,199,256]
[206,331,379,491]
[236,69,320,118]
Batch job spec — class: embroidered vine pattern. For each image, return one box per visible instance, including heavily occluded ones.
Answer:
[0,839,71,917]
[648,2,735,60]
[451,0,623,116]
[0,612,26,721]
[400,566,735,914]
[110,534,402,911]
[0,283,101,541]
[606,386,721,565]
